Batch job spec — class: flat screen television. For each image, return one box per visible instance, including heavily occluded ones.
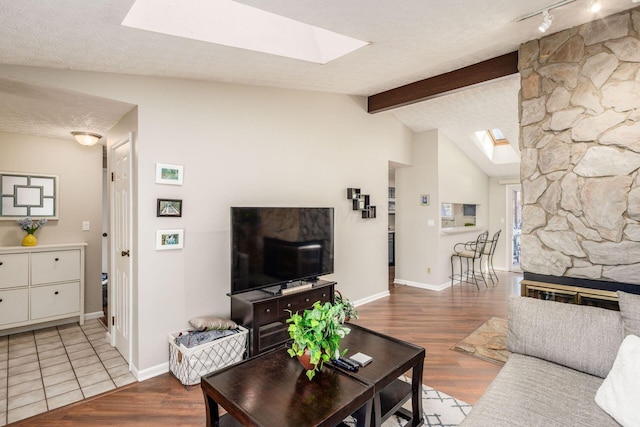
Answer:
[231,207,334,295]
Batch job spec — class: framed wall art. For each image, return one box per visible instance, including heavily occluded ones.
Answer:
[157,199,182,217]
[156,229,184,250]
[155,163,183,185]
[0,172,59,219]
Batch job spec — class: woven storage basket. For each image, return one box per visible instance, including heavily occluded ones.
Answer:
[168,326,248,385]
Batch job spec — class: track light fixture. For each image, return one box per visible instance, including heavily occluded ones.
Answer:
[538,9,553,32]
[587,0,602,12]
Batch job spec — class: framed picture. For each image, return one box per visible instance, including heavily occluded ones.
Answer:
[155,163,183,185]
[157,199,182,217]
[156,229,184,250]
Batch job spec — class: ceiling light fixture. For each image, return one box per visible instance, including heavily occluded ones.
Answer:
[538,9,553,32]
[587,0,602,12]
[71,131,102,146]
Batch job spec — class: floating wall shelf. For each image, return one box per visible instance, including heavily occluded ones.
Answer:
[347,188,376,219]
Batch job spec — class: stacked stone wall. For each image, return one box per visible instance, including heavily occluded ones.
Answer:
[519,8,640,285]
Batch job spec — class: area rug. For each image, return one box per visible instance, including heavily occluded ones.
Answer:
[451,317,510,365]
[344,380,472,427]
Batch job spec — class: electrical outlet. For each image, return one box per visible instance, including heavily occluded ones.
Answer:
[82,221,90,231]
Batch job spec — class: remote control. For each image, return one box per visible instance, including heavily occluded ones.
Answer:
[333,358,359,372]
[339,357,360,370]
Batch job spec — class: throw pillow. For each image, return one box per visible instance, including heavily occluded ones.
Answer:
[189,316,237,331]
[595,334,640,427]
[618,291,640,337]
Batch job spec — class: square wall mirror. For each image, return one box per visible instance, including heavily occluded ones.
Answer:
[0,172,59,219]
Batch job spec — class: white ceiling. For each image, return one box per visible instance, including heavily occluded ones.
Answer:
[0,0,635,176]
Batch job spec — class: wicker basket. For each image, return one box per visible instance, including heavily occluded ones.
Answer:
[168,326,248,385]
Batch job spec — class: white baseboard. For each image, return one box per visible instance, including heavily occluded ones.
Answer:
[84,311,104,320]
[353,290,390,307]
[133,362,169,382]
[394,278,452,292]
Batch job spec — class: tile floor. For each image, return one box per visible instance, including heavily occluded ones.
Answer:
[0,319,137,425]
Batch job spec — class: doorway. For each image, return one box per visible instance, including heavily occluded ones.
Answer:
[506,184,522,272]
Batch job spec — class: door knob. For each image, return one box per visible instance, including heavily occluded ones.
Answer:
[121,250,130,257]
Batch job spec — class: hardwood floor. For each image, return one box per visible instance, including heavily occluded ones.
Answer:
[16,271,522,426]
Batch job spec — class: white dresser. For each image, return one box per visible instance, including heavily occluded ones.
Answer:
[0,243,86,331]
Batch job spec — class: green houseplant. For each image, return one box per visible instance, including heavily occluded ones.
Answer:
[286,301,350,380]
[334,290,358,321]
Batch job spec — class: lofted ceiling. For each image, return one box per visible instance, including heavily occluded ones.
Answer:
[0,0,636,176]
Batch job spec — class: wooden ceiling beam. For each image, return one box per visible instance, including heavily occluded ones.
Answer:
[367,51,519,113]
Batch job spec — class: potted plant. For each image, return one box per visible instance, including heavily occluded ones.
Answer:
[286,301,350,380]
[334,290,359,321]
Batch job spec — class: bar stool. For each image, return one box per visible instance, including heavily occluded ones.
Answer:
[450,231,489,290]
[482,230,501,285]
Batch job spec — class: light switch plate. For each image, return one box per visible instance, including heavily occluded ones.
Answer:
[82,221,90,231]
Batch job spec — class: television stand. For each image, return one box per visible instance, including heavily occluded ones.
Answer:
[230,279,335,357]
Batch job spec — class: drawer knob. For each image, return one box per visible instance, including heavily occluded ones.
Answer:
[0,298,3,303]
[0,261,3,265]
[265,308,271,313]
[305,298,310,303]
[322,293,327,297]
[55,291,59,295]
[55,258,59,261]
[286,303,292,308]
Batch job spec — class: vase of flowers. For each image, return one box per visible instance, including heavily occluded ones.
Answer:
[17,217,47,246]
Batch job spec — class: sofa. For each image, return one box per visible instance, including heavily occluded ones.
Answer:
[461,291,640,427]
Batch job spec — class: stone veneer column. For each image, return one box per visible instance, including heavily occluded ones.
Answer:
[519,8,640,285]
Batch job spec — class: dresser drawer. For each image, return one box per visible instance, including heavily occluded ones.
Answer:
[313,288,332,304]
[254,301,279,324]
[0,253,29,289]
[31,250,81,285]
[280,293,314,314]
[30,282,80,320]
[0,288,29,325]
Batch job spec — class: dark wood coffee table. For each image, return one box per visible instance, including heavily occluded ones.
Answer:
[339,323,425,427]
[201,346,374,427]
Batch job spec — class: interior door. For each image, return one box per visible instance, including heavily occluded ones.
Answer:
[110,133,133,364]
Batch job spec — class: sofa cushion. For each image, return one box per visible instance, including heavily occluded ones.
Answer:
[460,354,619,427]
[595,334,640,427]
[507,296,624,378]
[617,291,640,337]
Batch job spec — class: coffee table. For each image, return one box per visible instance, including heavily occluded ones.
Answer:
[338,323,425,427]
[201,346,374,427]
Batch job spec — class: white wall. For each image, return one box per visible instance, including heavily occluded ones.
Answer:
[395,130,440,287]
[0,132,103,314]
[395,130,490,289]
[0,65,413,373]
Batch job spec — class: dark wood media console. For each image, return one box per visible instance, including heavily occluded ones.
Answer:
[230,279,335,357]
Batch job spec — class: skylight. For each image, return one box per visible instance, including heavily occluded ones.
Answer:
[474,129,519,164]
[122,0,369,64]
[487,128,510,146]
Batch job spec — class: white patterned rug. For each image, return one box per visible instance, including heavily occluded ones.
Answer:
[344,379,472,427]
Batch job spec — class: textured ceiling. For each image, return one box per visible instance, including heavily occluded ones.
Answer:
[0,77,135,142]
[0,0,636,173]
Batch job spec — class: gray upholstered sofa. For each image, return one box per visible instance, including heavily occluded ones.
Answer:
[461,292,640,427]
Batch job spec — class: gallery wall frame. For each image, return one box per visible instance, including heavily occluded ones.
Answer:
[156,229,184,250]
[155,163,183,185]
[0,172,59,220]
[157,199,182,217]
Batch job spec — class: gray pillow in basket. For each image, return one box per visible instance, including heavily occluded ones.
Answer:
[189,316,237,331]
